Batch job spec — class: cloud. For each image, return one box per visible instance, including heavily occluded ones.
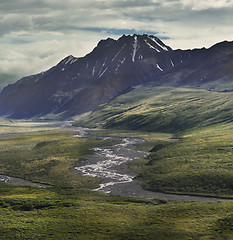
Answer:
[0,0,233,87]
[181,0,233,10]
[0,31,106,75]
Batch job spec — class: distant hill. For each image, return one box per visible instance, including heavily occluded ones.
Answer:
[78,85,233,133]
[0,34,232,119]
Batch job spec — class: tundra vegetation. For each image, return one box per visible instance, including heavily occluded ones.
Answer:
[80,86,233,197]
[1,86,233,239]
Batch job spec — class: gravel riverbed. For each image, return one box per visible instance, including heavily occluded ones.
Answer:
[73,132,231,201]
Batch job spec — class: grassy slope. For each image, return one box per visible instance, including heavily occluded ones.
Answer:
[1,119,233,238]
[136,123,233,197]
[81,85,233,133]
[0,130,116,188]
[2,85,233,238]
[78,85,233,197]
[1,184,233,240]
[0,119,65,134]
[87,128,174,152]
[1,128,233,239]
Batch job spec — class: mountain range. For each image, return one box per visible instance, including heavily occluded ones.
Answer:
[0,34,233,119]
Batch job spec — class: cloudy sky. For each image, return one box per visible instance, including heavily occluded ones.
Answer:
[1,0,233,87]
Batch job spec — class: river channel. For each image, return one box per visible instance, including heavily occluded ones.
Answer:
[0,174,49,187]
[73,129,231,202]
[1,127,232,201]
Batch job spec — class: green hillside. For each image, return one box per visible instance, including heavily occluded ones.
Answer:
[77,85,233,197]
[2,85,233,238]
[0,130,116,188]
[2,184,233,240]
[80,85,233,133]
[135,123,233,197]
[2,126,233,239]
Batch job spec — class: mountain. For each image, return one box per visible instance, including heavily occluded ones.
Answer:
[158,41,233,90]
[0,34,232,119]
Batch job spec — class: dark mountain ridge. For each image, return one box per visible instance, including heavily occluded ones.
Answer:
[0,34,232,119]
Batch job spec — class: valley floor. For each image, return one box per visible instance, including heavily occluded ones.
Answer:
[1,120,233,238]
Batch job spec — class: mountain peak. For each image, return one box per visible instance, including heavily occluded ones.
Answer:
[60,55,78,65]
[1,34,231,119]
[97,38,116,48]
[86,34,172,70]
[0,33,175,118]
[116,34,172,57]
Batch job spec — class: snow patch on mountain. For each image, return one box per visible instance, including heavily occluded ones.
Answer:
[144,39,160,52]
[92,66,96,76]
[112,44,127,62]
[148,36,169,51]
[156,64,163,71]
[170,59,174,67]
[132,35,139,62]
[99,67,108,78]
[63,55,77,65]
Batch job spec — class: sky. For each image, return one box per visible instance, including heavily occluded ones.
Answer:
[0,0,233,88]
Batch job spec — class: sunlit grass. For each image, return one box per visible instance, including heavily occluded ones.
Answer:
[1,184,233,239]
[79,85,233,134]
[0,120,65,135]
[134,122,233,197]
[0,130,116,188]
[2,85,233,238]
[88,128,174,151]
[76,85,233,197]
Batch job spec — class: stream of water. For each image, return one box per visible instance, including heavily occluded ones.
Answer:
[1,127,232,201]
[73,131,232,201]
[75,136,148,193]
[0,174,49,187]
